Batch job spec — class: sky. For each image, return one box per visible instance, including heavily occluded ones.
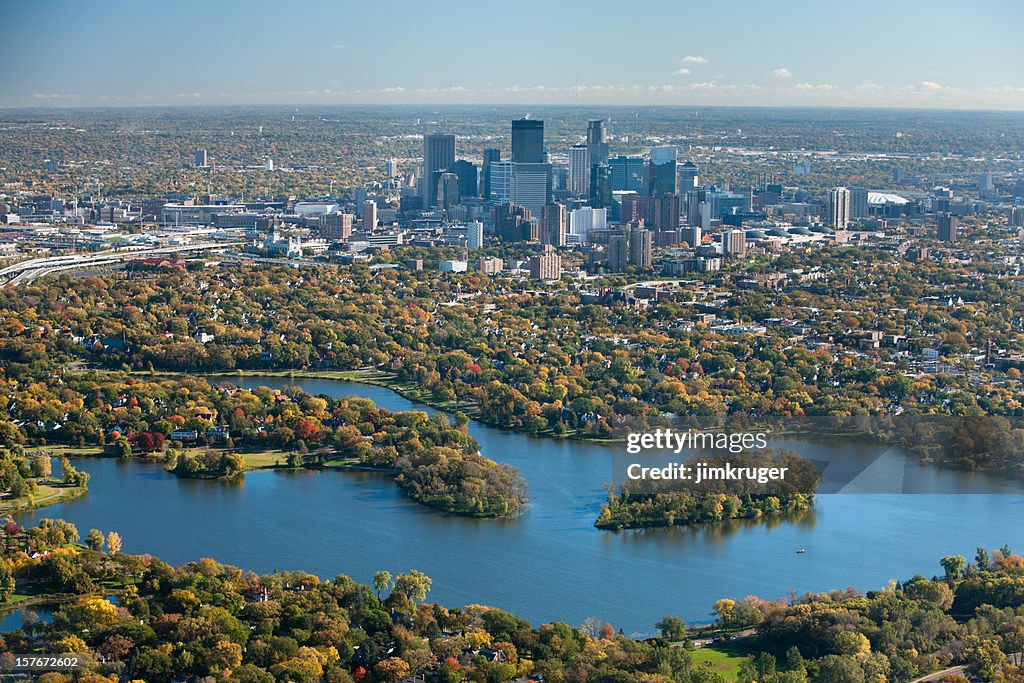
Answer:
[2,0,1024,110]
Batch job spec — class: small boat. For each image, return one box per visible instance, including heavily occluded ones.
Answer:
[796,549,806,554]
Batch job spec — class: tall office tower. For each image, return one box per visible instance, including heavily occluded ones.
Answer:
[437,172,461,211]
[488,161,513,203]
[512,118,545,163]
[452,160,478,198]
[540,203,567,247]
[510,163,553,215]
[722,229,747,258]
[568,144,590,196]
[937,213,959,243]
[467,220,484,249]
[481,148,501,199]
[849,186,869,220]
[1009,206,1024,228]
[608,232,630,272]
[679,161,699,192]
[654,193,681,230]
[386,158,399,178]
[590,163,613,208]
[681,225,702,248]
[195,149,208,168]
[569,206,607,242]
[362,200,378,230]
[646,146,677,196]
[628,223,653,268]
[422,133,456,207]
[608,156,645,192]
[684,189,708,226]
[826,187,851,228]
[528,247,562,280]
[586,119,609,167]
[979,172,995,197]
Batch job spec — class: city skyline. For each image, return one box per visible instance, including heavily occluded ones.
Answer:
[2,0,1024,111]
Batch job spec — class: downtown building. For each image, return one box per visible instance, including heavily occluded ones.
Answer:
[422,133,456,208]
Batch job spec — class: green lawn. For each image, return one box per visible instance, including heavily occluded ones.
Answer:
[690,641,753,680]
[241,450,286,469]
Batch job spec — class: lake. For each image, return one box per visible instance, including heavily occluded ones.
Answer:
[13,376,1024,635]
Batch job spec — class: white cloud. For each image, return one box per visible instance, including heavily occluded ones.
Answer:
[681,55,708,64]
[332,44,349,50]
[772,68,792,78]
[674,68,691,76]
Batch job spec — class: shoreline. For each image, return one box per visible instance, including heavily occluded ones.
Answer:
[0,483,88,515]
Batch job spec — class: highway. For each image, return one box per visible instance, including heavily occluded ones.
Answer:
[0,242,243,285]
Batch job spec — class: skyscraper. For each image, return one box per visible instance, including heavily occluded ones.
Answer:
[569,206,606,242]
[437,172,460,211]
[937,213,959,242]
[628,223,653,268]
[568,144,590,196]
[827,187,851,228]
[481,148,501,199]
[679,161,699,192]
[609,156,645,193]
[654,193,680,230]
[646,146,677,196]
[422,134,456,207]
[586,120,609,166]
[511,119,544,164]
[451,160,478,198]
[362,200,377,231]
[540,203,567,247]
[849,187,869,220]
[509,163,552,215]
[590,163,612,208]
[195,149,208,168]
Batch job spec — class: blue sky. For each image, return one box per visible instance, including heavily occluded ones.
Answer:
[2,0,1023,109]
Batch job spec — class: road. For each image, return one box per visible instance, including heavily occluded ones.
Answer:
[0,242,243,285]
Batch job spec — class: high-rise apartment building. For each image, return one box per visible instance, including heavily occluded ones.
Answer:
[937,213,959,242]
[827,187,851,228]
[628,223,653,268]
[467,220,484,249]
[529,247,562,281]
[362,200,377,231]
[722,229,747,257]
[849,186,869,220]
[681,225,702,248]
[540,203,567,247]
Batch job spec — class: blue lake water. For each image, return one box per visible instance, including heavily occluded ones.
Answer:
[12,376,1024,635]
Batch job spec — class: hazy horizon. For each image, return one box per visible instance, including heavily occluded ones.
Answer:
[2,0,1023,111]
